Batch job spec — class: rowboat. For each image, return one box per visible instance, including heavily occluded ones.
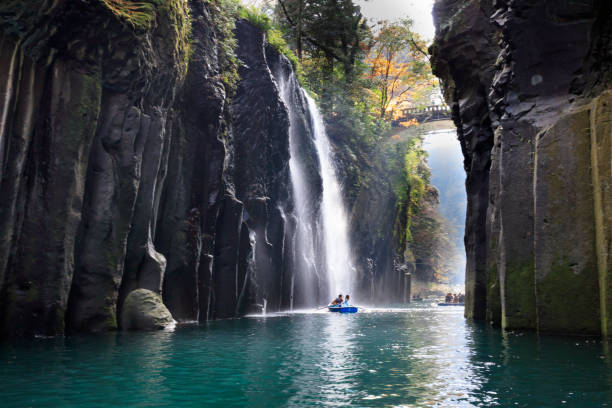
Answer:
[328,305,358,313]
[438,303,464,306]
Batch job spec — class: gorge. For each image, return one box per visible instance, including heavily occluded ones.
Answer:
[0,0,610,337]
[1,0,611,406]
[0,0,364,335]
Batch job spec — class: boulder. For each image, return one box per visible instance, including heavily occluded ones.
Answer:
[121,289,175,331]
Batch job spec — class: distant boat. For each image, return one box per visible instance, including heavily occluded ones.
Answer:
[328,305,358,313]
[438,303,464,306]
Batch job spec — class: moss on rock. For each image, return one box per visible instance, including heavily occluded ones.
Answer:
[501,262,537,330]
[537,256,600,334]
[121,289,175,330]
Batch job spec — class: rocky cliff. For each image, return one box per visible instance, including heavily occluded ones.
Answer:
[0,0,320,337]
[330,122,461,304]
[430,0,611,335]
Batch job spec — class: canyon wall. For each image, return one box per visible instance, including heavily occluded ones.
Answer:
[431,0,611,335]
[332,123,460,304]
[0,0,320,337]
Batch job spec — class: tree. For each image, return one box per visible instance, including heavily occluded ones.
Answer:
[365,19,434,120]
[276,0,369,78]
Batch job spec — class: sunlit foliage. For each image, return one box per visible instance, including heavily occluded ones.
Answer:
[365,19,437,120]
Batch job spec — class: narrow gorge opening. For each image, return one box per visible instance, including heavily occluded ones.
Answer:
[0,0,610,406]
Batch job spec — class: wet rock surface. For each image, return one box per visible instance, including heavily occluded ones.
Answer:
[0,2,312,336]
[431,0,611,335]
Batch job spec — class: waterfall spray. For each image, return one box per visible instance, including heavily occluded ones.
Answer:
[277,74,319,307]
[276,67,354,306]
[305,95,354,299]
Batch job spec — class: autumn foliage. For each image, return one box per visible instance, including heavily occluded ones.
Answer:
[364,19,438,120]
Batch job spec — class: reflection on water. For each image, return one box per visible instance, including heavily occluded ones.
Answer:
[318,314,359,405]
[1,304,610,407]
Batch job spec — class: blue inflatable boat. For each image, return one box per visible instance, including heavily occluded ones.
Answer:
[328,306,358,313]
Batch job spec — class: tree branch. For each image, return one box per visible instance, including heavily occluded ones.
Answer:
[277,0,351,66]
[407,34,430,61]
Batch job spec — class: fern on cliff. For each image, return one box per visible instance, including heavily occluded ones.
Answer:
[237,6,304,80]
[208,0,240,94]
[99,0,192,79]
[100,0,158,29]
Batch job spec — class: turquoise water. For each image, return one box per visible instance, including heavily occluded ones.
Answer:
[1,303,610,407]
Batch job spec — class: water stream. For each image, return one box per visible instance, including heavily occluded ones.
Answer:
[305,94,354,300]
[277,71,354,305]
[277,74,320,307]
[2,304,609,407]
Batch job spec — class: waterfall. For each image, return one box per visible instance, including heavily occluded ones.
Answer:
[277,74,320,306]
[304,95,354,300]
[276,67,354,305]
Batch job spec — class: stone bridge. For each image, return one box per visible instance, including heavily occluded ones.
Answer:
[393,105,451,126]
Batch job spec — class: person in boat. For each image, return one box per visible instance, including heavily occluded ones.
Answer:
[342,295,351,306]
[445,293,453,303]
[330,294,343,306]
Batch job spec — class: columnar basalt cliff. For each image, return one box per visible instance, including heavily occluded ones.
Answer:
[0,0,322,337]
[431,0,611,335]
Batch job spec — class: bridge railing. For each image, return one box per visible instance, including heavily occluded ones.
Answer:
[401,105,450,117]
[395,104,451,125]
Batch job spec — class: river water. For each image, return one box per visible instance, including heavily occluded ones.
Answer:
[1,303,610,407]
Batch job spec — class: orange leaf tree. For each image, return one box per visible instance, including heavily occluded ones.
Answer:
[365,19,436,120]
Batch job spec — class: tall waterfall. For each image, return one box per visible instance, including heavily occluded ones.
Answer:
[277,74,320,307]
[276,69,354,306]
[305,95,354,300]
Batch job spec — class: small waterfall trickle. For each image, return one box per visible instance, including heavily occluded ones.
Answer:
[304,95,354,300]
[276,67,355,305]
[236,231,256,316]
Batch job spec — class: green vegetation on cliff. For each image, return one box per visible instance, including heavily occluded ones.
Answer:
[263,0,453,286]
[100,0,164,30]
[238,6,302,75]
[385,133,459,284]
[100,0,192,76]
[209,0,241,92]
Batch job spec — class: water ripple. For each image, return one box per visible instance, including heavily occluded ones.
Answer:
[1,305,610,407]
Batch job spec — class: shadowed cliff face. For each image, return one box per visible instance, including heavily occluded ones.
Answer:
[0,1,318,337]
[0,0,191,336]
[430,0,611,336]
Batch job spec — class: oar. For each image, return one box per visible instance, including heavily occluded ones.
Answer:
[316,305,331,310]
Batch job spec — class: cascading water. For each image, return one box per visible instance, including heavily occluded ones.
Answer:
[276,67,354,306]
[277,74,320,307]
[304,95,354,300]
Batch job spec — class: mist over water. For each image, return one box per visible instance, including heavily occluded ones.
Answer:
[423,129,467,283]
